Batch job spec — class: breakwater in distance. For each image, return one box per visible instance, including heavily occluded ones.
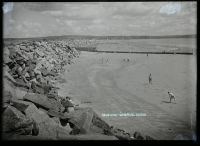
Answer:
[75,47,193,55]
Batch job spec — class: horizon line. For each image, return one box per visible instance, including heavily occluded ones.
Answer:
[4,34,196,40]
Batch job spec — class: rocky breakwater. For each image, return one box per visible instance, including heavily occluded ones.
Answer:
[3,39,154,140]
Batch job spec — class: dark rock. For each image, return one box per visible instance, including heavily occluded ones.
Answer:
[61,99,74,108]
[40,68,48,77]
[110,128,132,140]
[30,81,45,94]
[2,105,35,136]
[28,70,36,79]
[113,134,132,140]
[24,104,68,139]
[133,131,144,140]
[3,90,13,104]
[52,117,61,125]
[145,135,154,140]
[23,93,64,112]
[4,53,12,64]
[68,108,93,134]
[67,107,112,135]
[6,61,16,70]
[11,99,35,113]
[47,88,58,99]
[15,78,27,85]
[5,73,30,90]
[60,119,69,127]
[32,121,39,136]
[48,70,58,77]
[31,81,51,95]
[92,111,111,133]
[3,77,16,101]
[47,109,70,119]
[40,68,58,77]
[20,45,27,51]
[4,69,17,83]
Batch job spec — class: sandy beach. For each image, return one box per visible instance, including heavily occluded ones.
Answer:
[58,51,196,140]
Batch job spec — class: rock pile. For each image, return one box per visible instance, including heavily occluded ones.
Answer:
[3,39,154,140]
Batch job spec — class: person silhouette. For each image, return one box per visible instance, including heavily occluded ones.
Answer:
[149,73,152,84]
[168,91,175,103]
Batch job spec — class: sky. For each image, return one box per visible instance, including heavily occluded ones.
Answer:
[3,2,197,38]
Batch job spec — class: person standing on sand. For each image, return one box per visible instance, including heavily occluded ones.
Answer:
[149,73,152,84]
[168,91,176,103]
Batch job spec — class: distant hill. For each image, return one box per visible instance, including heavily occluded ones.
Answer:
[4,34,196,41]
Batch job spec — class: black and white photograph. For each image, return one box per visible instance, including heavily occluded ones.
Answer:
[2,2,197,140]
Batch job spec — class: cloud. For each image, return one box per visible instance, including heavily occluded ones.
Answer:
[41,10,63,16]
[64,20,75,26]
[3,2,14,14]
[159,2,181,15]
[8,19,15,24]
[42,3,109,21]
[3,2,197,38]
[112,2,156,17]
[93,19,103,24]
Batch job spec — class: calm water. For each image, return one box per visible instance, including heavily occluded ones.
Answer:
[96,38,196,53]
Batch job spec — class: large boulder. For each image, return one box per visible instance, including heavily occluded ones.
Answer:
[24,104,69,139]
[23,93,64,112]
[47,88,58,99]
[40,68,48,77]
[10,99,35,112]
[4,50,12,64]
[133,131,145,140]
[3,67,15,103]
[3,78,16,102]
[40,68,58,77]
[4,71,30,91]
[61,99,74,109]
[15,87,29,100]
[19,45,27,51]
[25,103,56,138]
[110,127,132,140]
[145,135,155,140]
[2,105,36,139]
[3,91,13,104]
[69,108,93,135]
[30,81,46,94]
[68,107,112,135]
[4,68,16,83]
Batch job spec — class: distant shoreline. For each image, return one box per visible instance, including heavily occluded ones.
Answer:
[78,50,193,55]
[3,34,196,41]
